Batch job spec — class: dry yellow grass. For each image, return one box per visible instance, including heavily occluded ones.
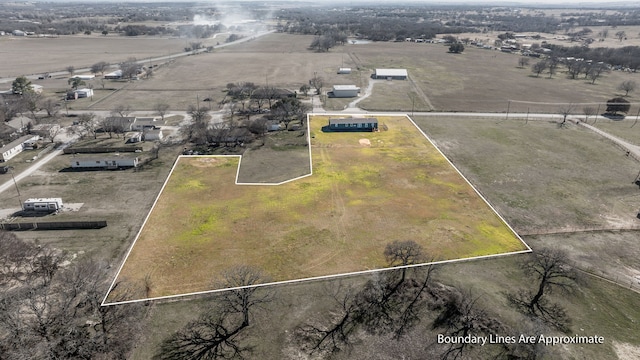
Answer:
[108,115,526,301]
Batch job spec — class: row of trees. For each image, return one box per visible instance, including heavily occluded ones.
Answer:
[530,58,610,84]
[151,239,579,359]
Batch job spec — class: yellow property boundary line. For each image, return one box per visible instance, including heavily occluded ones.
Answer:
[102,114,531,306]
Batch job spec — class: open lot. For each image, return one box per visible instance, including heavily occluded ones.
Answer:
[412,115,640,290]
[107,115,526,301]
[0,137,181,261]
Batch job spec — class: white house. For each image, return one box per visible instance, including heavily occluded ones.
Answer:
[131,117,162,131]
[373,68,408,80]
[75,88,94,98]
[330,85,360,98]
[143,129,163,141]
[104,70,123,79]
[23,198,63,212]
[71,74,95,80]
[0,135,39,162]
[70,157,139,169]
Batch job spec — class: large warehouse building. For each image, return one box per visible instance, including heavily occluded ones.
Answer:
[330,85,360,98]
[373,68,408,80]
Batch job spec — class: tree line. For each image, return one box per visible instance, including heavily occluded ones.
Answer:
[0,230,148,359]
[150,239,581,359]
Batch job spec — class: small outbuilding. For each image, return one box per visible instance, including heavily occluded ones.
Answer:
[337,68,352,74]
[373,69,408,80]
[330,85,360,98]
[327,117,378,132]
[23,198,63,212]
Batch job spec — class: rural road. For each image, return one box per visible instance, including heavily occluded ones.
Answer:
[0,30,277,85]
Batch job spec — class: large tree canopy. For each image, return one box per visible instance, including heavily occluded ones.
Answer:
[11,76,33,95]
[606,97,631,115]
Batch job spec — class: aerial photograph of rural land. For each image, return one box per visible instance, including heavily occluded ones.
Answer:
[2,0,640,358]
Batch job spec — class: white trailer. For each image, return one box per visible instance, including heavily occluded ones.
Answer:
[23,198,64,212]
[70,157,139,169]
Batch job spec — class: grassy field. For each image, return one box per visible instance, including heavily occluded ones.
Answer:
[413,116,640,232]
[0,35,192,78]
[15,32,638,115]
[412,115,640,306]
[107,115,526,301]
[80,32,640,114]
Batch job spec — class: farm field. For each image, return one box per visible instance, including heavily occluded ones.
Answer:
[0,35,190,79]
[14,32,638,115]
[107,115,527,302]
[55,32,639,114]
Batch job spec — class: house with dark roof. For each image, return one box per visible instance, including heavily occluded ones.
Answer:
[326,117,378,132]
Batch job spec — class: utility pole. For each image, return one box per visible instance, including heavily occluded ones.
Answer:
[10,167,22,208]
[506,100,511,120]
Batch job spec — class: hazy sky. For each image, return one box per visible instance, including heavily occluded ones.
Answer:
[12,0,639,4]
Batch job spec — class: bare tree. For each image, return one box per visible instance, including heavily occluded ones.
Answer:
[120,58,140,81]
[615,30,626,42]
[547,57,560,79]
[384,240,424,282]
[558,103,575,126]
[518,57,530,68]
[582,106,596,123]
[154,102,170,121]
[66,65,75,76]
[21,90,42,122]
[531,61,547,77]
[297,242,437,355]
[507,249,578,331]
[618,80,637,96]
[156,265,273,360]
[76,112,98,139]
[588,63,608,84]
[41,97,60,118]
[309,73,324,95]
[111,104,132,118]
[90,61,109,76]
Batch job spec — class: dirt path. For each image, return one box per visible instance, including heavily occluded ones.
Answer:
[577,120,640,162]
[407,73,434,111]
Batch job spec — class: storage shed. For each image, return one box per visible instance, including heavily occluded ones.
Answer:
[328,117,378,132]
[373,69,408,80]
[330,85,360,98]
[338,68,352,74]
[23,198,63,212]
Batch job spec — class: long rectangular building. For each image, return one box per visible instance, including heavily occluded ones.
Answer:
[373,68,408,80]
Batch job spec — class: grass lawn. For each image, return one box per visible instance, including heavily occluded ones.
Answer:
[107,115,526,302]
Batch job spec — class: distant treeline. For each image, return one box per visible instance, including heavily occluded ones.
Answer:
[548,45,640,70]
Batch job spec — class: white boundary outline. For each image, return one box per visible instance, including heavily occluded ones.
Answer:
[102,113,531,306]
